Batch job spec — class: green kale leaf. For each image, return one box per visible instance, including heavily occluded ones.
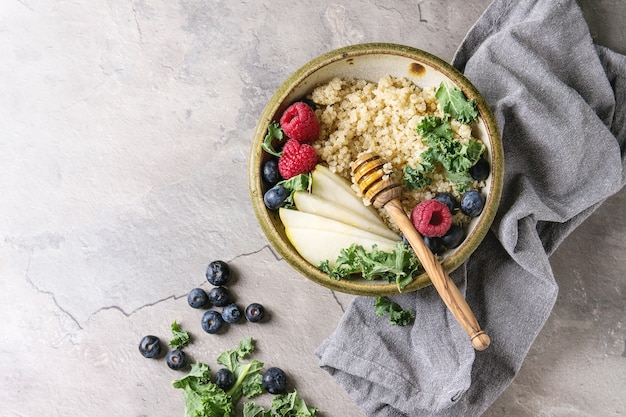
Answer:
[262,121,285,157]
[243,390,318,417]
[217,338,264,402]
[243,402,268,417]
[318,242,421,291]
[405,116,485,192]
[172,362,234,417]
[444,170,474,193]
[172,338,264,417]
[277,173,312,209]
[417,114,454,139]
[402,161,434,190]
[374,296,416,326]
[435,82,478,124]
[169,320,191,350]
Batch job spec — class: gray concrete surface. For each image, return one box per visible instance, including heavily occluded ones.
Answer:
[1,1,624,416]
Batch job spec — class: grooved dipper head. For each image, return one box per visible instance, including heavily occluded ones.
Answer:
[351,153,402,208]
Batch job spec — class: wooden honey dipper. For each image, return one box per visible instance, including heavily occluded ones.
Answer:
[351,153,490,351]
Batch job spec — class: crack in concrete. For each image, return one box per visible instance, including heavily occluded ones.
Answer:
[228,244,282,263]
[92,293,183,320]
[330,290,347,313]
[23,250,84,332]
[21,241,187,338]
[417,2,428,23]
[21,250,85,348]
[21,242,288,336]
[86,244,281,322]
[16,0,34,12]
[130,1,144,43]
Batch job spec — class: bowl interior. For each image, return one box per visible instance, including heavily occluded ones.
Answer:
[249,43,503,296]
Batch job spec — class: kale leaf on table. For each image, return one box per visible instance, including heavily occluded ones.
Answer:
[216,338,264,402]
[172,338,319,417]
[243,390,318,417]
[172,362,234,417]
[168,320,191,350]
[172,338,263,417]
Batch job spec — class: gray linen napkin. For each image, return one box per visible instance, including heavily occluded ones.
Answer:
[316,0,626,415]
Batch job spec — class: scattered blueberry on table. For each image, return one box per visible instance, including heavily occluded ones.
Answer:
[201,310,224,334]
[262,367,288,394]
[213,368,235,391]
[166,349,188,370]
[221,303,242,323]
[245,303,266,323]
[206,260,231,286]
[207,286,231,307]
[138,335,162,358]
[187,287,209,309]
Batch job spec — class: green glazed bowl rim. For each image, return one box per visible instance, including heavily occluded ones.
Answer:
[248,42,503,296]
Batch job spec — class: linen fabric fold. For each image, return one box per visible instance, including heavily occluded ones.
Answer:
[316,0,626,415]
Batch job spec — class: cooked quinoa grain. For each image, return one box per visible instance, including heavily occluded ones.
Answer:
[309,75,484,230]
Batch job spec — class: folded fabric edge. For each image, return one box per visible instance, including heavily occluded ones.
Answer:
[315,342,469,414]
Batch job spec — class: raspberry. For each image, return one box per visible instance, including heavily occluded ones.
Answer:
[410,199,453,237]
[279,102,320,143]
[278,139,318,179]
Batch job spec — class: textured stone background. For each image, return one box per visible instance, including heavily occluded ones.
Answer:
[1,1,624,416]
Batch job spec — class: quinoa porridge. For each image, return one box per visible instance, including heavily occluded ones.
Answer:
[308,75,483,232]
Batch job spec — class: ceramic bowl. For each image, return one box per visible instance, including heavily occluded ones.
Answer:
[248,43,503,296]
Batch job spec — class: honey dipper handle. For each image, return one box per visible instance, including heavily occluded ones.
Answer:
[384,199,490,351]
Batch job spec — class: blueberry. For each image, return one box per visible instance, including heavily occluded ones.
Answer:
[221,303,242,324]
[469,157,490,181]
[441,224,465,249]
[262,159,282,185]
[206,260,231,286]
[208,286,231,307]
[245,303,266,323]
[139,335,162,358]
[187,287,209,309]
[201,310,224,334]
[214,368,235,391]
[263,185,289,210]
[262,367,288,394]
[460,190,485,217]
[434,192,459,214]
[424,236,445,254]
[166,349,187,370]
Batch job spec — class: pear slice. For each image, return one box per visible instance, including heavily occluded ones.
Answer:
[311,165,383,224]
[293,191,399,241]
[279,208,400,267]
